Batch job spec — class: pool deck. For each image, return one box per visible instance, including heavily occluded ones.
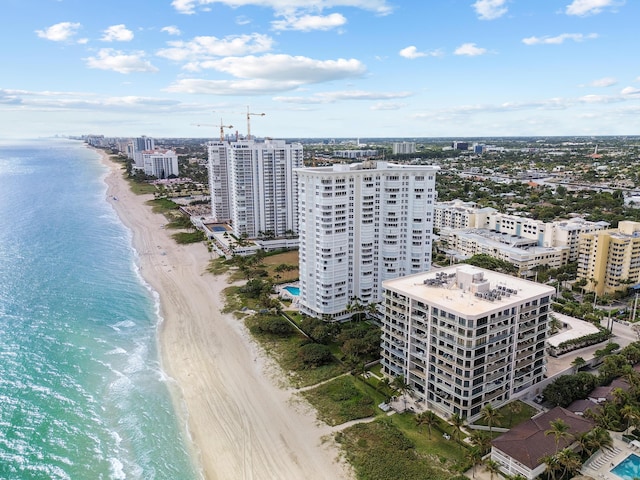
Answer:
[582,433,635,480]
[278,283,300,306]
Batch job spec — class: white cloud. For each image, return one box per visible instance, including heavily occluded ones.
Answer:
[274,90,412,104]
[578,94,622,103]
[370,102,406,110]
[85,49,159,74]
[399,46,424,59]
[35,22,81,42]
[165,78,302,95]
[161,26,182,36]
[167,57,371,95]
[621,86,640,96]
[565,0,624,16]
[272,13,346,31]
[522,33,598,45]
[192,54,366,83]
[399,46,442,59]
[454,43,487,56]
[101,24,134,42]
[171,0,392,16]
[473,0,508,20]
[157,33,273,62]
[589,77,617,87]
[0,88,182,111]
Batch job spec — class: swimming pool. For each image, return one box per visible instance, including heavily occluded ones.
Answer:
[283,286,300,296]
[612,453,640,480]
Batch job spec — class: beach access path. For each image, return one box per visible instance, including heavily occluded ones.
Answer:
[99,150,351,480]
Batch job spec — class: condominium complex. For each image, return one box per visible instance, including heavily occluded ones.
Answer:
[578,220,640,295]
[333,150,378,159]
[140,149,179,179]
[392,142,416,155]
[434,200,495,230]
[434,200,607,263]
[296,161,439,320]
[132,136,155,168]
[440,228,569,273]
[207,142,232,223]
[207,139,303,238]
[381,265,555,420]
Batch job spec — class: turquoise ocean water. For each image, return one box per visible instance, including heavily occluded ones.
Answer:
[0,139,200,479]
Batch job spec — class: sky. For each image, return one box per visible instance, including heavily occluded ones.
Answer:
[2,0,639,139]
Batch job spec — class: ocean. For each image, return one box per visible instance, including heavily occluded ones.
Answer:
[0,139,200,479]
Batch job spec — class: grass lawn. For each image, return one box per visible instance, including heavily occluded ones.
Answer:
[389,412,467,466]
[147,197,180,214]
[261,250,299,283]
[301,375,378,426]
[472,399,536,430]
[337,418,461,480]
[172,231,206,244]
[126,178,157,195]
[244,315,348,388]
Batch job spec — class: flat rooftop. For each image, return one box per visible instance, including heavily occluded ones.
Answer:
[383,264,555,317]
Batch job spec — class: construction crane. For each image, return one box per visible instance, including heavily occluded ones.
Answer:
[246,106,265,140]
[192,118,234,142]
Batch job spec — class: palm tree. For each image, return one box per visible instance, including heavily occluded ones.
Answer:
[420,410,439,440]
[571,356,586,373]
[483,458,501,480]
[379,376,392,401]
[391,375,412,411]
[414,412,428,432]
[466,447,482,479]
[470,430,492,455]
[540,453,561,480]
[581,426,613,457]
[481,404,502,436]
[621,405,640,434]
[556,448,582,479]
[450,413,465,450]
[545,418,572,454]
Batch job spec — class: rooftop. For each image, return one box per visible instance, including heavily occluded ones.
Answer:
[383,265,555,317]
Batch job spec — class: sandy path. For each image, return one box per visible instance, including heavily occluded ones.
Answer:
[97,149,351,480]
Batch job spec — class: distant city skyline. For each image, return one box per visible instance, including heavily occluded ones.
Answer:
[2,0,639,139]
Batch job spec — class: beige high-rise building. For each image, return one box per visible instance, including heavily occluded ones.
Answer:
[578,220,640,295]
[381,265,554,420]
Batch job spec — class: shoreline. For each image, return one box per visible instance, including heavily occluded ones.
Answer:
[96,148,351,480]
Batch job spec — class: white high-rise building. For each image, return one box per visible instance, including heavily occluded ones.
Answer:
[133,136,155,168]
[381,265,555,420]
[207,139,303,238]
[296,161,439,320]
[207,142,232,223]
[141,149,178,178]
[392,142,416,155]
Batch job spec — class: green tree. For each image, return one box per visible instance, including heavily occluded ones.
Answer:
[483,458,502,480]
[545,418,572,454]
[417,410,439,440]
[571,356,586,374]
[450,413,465,450]
[466,447,483,479]
[297,343,333,368]
[481,404,502,436]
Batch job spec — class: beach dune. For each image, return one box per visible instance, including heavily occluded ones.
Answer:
[100,150,350,480]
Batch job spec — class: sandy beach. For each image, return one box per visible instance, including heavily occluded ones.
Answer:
[98,149,351,480]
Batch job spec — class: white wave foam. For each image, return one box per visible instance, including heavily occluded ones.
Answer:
[108,457,126,480]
